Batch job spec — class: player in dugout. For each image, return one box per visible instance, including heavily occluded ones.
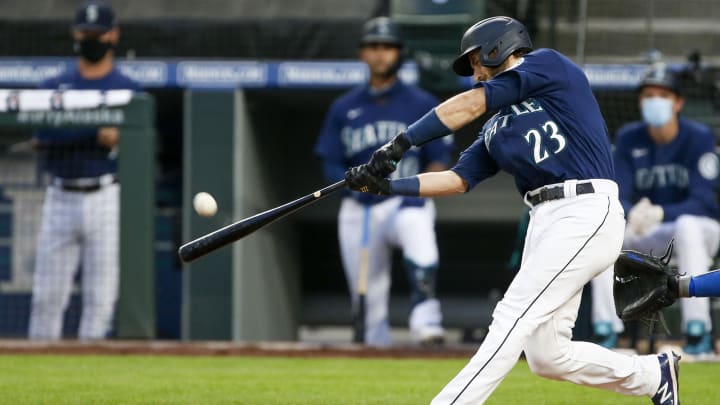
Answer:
[314,17,454,347]
[591,65,720,356]
[28,0,140,341]
[345,16,680,405]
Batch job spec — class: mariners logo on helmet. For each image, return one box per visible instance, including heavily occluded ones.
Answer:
[452,16,533,76]
[359,17,403,48]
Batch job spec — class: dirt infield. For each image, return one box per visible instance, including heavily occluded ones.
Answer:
[0,339,478,359]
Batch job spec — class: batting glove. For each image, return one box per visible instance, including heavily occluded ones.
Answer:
[627,197,664,236]
[368,132,411,177]
[345,165,391,195]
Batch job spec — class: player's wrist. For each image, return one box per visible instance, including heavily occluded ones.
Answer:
[676,275,691,298]
[390,176,420,196]
[405,109,452,146]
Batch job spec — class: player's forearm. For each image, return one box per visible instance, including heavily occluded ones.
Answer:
[390,171,467,197]
[419,171,468,196]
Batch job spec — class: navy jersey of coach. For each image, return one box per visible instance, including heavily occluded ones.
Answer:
[315,80,453,204]
[452,49,614,195]
[35,68,140,179]
[614,117,720,221]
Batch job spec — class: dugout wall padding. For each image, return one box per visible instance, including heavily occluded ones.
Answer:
[182,90,300,341]
[115,97,157,339]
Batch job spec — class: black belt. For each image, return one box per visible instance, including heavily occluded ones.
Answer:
[527,182,595,206]
[54,175,118,193]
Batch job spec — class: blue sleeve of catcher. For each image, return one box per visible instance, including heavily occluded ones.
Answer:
[690,270,720,297]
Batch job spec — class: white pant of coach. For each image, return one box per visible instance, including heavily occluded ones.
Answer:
[29,183,120,340]
[432,180,661,404]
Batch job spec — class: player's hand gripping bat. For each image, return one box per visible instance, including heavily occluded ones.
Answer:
[179,180,346,262]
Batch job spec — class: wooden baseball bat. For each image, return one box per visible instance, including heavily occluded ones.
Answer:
[352,207,371,343]
[179,180,346,262]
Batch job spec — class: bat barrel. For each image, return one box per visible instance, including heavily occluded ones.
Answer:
[179,180,346,262]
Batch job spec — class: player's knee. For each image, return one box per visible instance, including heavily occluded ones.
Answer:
[675,214,715,258]
[525,349,566,379]
[31,292,64,314]
[405,259,438,307]
[675,215,702,238]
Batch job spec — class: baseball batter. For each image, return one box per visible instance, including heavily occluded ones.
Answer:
[314,17,454,347]
[592,66,720,355]
[346,17,679,405]
[28,1,140,340]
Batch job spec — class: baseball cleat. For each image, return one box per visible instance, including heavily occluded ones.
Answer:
[652,350,680,405]
[420,335,445,347]
[593,321,618,349]
[683,320,714,356]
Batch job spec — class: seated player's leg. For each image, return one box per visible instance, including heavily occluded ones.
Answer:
[673,214,720,355]
[590,265,624,349]
[29,188,82,340]
[338,198,394,346]
[390,200,444,344]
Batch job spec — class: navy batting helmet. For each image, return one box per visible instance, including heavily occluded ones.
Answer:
[638,65,682,96]
[359,17,403,48]
[452,16,533,76]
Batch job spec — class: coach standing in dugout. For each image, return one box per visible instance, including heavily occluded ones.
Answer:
[346,16,681,405]
[28,0,140,341]
[591,65,720,356]
[314,17,454,347]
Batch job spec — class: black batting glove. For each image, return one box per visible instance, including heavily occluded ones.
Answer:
[345,165,391,195]
[368,132,411,177]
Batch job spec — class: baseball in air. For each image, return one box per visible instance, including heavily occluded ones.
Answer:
[193,192,218,217]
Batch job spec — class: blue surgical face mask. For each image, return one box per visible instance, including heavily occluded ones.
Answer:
[641,97,674,128]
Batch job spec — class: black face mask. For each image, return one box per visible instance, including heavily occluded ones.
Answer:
[73,38,114,63]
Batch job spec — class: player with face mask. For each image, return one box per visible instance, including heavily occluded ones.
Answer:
[346,16,681,405]
[591,65,720,357]
[28,0,140,341]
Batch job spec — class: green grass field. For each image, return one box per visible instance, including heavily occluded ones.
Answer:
[0,354,717,404]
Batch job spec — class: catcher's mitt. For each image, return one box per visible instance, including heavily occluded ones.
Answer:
[613,240,679,327]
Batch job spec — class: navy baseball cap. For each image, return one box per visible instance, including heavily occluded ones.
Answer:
[73,1,116,32]
[638,65,682,96]
[359,17,403,47]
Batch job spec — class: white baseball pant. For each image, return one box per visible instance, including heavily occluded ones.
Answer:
[29,183,120,340]
[432,180,661,404]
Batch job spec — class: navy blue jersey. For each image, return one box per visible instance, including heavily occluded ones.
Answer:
[35,66,141,179]
[451,49,614,195]
[315,80,454,204]
[614,117,720,221]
